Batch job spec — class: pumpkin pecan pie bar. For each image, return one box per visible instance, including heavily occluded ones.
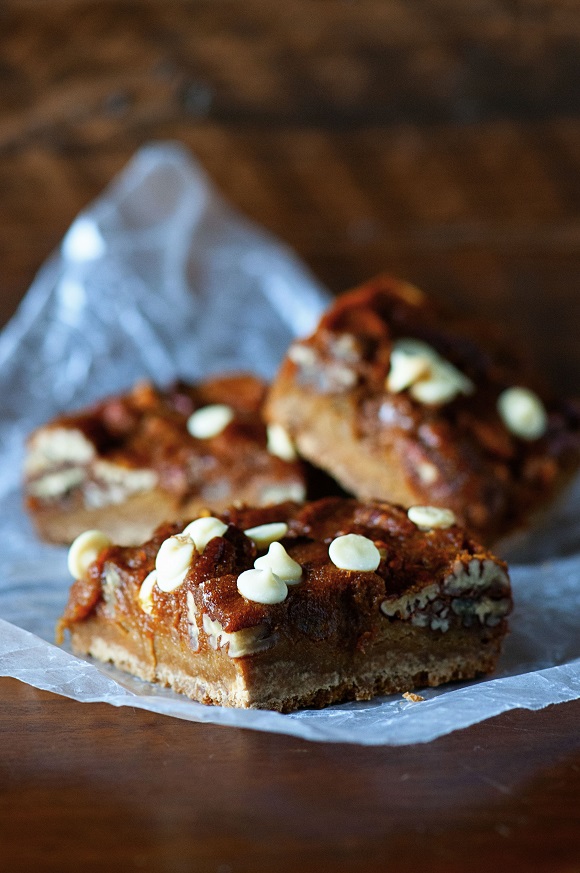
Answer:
[57,497,512,712]
[265,276,580,544]
[25,374,306,545]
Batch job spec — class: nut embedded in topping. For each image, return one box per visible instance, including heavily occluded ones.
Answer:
[237,567,288,604]
[186,404,235,439]
[138,570,158,614]
[407,505,456,530]
[85,460,157,509]
[67,529,111,580]
[381,583,440,619]
[25,426,96,475]
[155,535,195,593]
[254,541,302,584]
[328,534,381,572]
[27,467,86,499]
[244,521,289,548]
[181,516,228,553]
[267,423,298,462]
[497,387,548,441]
[443,557,510,595]
[201,613,274,657]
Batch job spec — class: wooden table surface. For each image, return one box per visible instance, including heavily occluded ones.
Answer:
[1,3,580,870]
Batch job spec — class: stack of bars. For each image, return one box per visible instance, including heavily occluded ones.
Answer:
[27,276,580,710]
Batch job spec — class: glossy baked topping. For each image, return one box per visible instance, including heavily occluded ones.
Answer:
[277,276,580,540]
[26,374,305,510]
[58,498,511,656]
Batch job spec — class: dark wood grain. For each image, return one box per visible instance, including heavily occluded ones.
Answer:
[2,677,580,873]
[1,2,580,386]
[1,2,580,869]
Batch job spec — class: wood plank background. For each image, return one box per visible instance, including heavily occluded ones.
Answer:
[1,1,579,386]
[1,3,580,870]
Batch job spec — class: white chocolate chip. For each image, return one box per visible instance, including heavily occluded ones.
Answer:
[254,541,302,584]
[67,529,111,580]
[267,423,297,461]
[407,505,456,530]
[417,461,439,484]
[390,338,440,364]
[244,521,289,548]
[497,387,548,441]
[138,570,158,615]
[155,535,195,592]
[409,375,461,405]
[181,516,228,553]
[186,404,234,439]
[237,567,288,604]
[328,534,381,572]
[386,338,474,405]
[386,348,431,393]
[409,358,474,404]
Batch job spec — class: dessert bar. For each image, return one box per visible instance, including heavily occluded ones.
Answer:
[57,497,512,712]
[25,374,305,545]
[265,276,580,543]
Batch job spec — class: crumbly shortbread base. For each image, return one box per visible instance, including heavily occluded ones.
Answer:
[69,614,504,713]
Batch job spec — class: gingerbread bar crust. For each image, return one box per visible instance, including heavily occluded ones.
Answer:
[25,374,306,545]
[265,276,580,544]
[58,497,512,712]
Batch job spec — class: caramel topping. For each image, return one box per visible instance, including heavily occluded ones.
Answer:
[28,374,304,509]
[58,498,509,652]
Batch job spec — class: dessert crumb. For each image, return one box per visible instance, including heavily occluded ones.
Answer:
[402,691,424,703]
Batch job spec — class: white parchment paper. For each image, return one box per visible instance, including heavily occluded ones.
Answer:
[1,142,580,745]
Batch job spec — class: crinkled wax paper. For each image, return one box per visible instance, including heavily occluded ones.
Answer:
[1,142,580,745]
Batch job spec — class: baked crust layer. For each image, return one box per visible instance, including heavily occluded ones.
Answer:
[265,275,580,544]
[58,497,512,712]
[25,374,306,545]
